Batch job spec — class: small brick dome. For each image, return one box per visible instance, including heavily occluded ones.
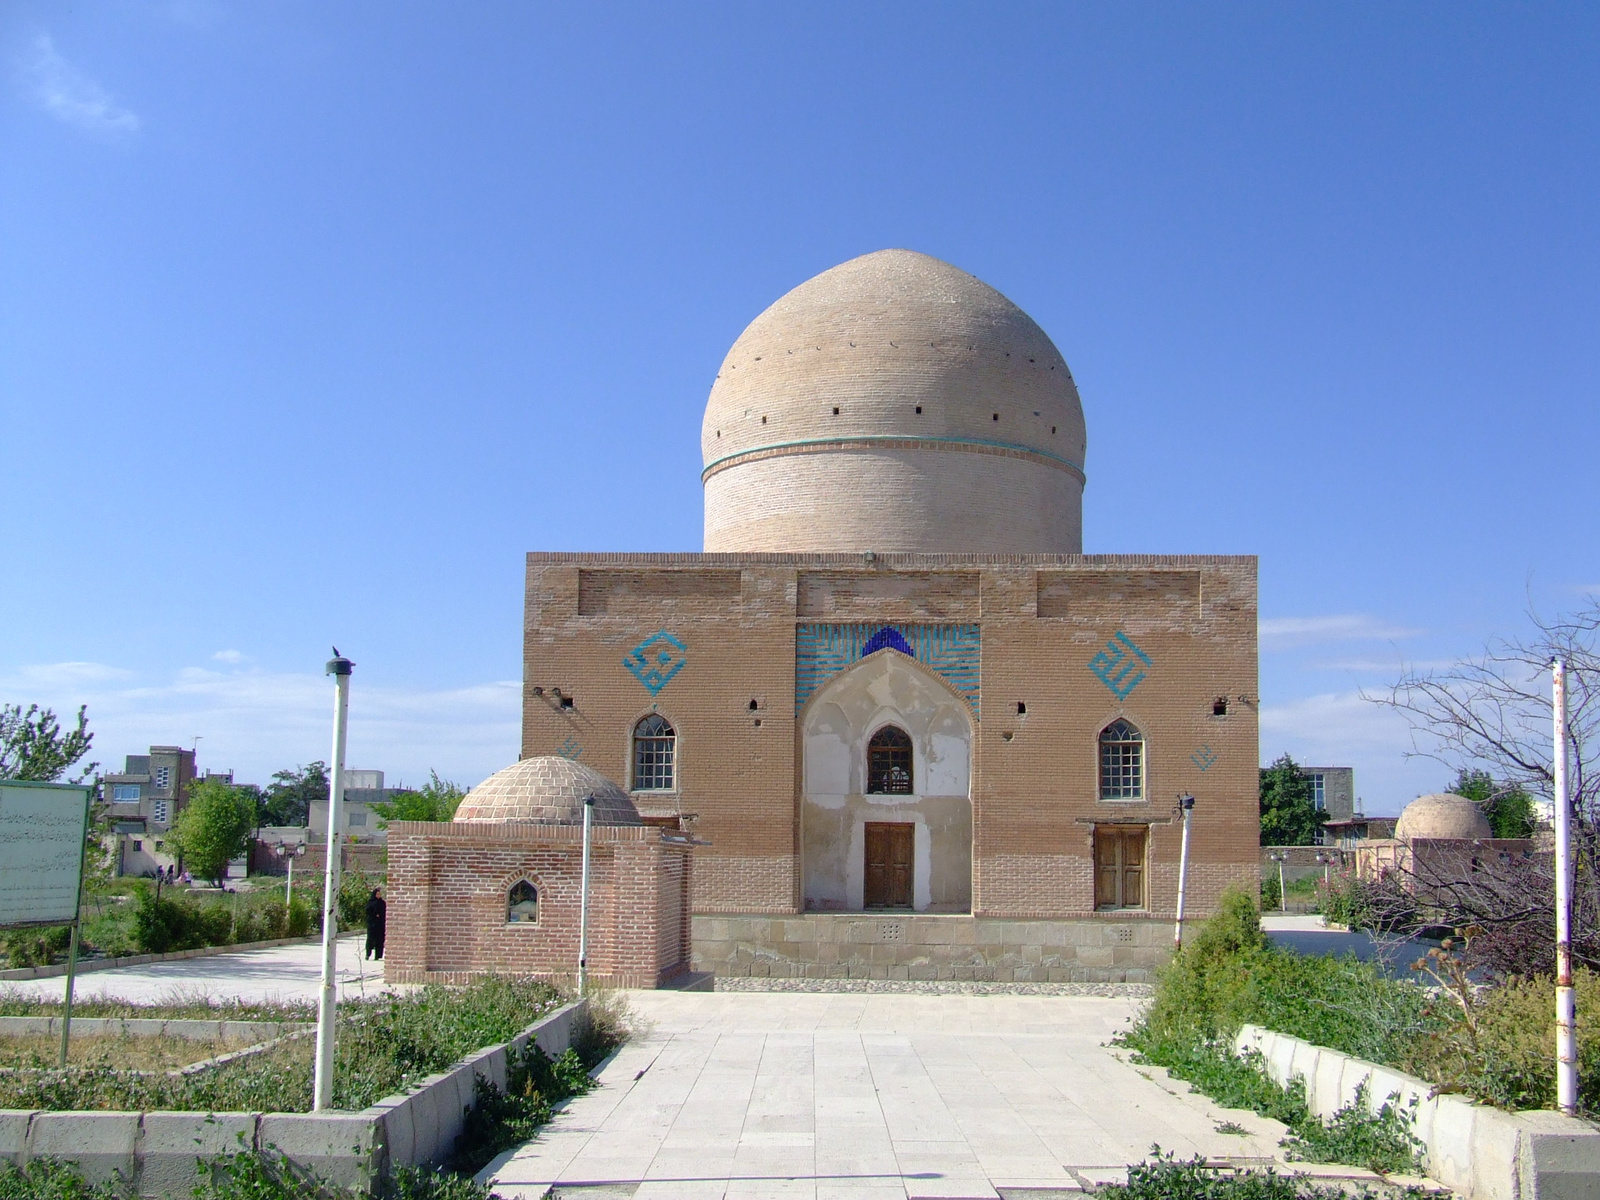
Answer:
[1394,792,1493,841]
[453,757,643,826]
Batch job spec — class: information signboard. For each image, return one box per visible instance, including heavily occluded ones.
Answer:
[0,781,92,929]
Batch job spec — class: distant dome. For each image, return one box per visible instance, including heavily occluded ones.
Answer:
[453,757,642,826]
[701,249,1087,554]
[1394,792,1493,841]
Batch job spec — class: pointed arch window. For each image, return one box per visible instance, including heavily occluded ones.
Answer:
[867,726,913,795]
[507,880,539,924]
[632,714,676,791]
[1099,719,1144,800]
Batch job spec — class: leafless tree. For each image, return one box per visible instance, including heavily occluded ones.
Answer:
[1368,599,1598,826]
[1357,601,1600,978]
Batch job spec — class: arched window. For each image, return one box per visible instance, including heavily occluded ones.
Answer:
[633,714,676,791]
[507,880,539,924]
[867,726,913,795]
[1099,719,1144,800]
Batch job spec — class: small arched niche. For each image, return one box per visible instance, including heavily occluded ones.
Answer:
[507,879,540,924]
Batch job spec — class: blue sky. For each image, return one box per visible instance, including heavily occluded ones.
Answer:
[2,3,1596,810]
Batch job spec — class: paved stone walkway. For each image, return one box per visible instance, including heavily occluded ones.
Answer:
[484,991,1291,1199]
[0,934,383,1006]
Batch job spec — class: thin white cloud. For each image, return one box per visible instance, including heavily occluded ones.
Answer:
[0,661,519,789]
[17,33,140,137]
[1259,614,1423,651]
[211,650,245,664]
[1309,656,1458,674]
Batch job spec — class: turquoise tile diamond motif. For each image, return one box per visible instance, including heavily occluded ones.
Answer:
[1191,745,1218,772]
[556,738,583,760]
[624,630,688,695]
[1089,631,1152,700]
[796,623,980,716]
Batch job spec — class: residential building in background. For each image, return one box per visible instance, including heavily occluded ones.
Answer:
[103,746,197,877]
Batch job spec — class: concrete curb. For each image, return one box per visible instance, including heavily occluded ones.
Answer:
[0,935,327,981]
[0,997,587,1197]
[1236,1023,1600,1200]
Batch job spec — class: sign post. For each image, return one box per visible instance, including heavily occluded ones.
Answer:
[0,780,94,1068]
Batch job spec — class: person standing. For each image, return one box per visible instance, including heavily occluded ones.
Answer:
[364,887,386,960]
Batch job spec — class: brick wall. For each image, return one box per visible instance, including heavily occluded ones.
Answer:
[525,552,1258,929]
[384,821,693,989]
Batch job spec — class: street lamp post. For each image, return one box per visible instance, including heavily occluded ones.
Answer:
[577,795,594,997]
[313,652,353,1113]
[1268,851,1288,913]
[277,841,307,907]
[1173,795,1195,952]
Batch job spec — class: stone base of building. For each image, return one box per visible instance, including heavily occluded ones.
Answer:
[385,965,690,990]
[691,912,1172,983]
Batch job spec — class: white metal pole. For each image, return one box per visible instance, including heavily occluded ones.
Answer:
[285,850,293,908]
[1554,658,1577,1116]
[1173,795,1194,952]
[313,653,353,1112]
[1278,857,1287,913]
[577,795,594,996]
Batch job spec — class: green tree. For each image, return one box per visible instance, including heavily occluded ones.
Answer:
[169,779,256,885]
[1449,767,1538,839]
[1260,752,1327,846]
[0,703,96,782]
[371,770,466,825]
[259,761,328,827]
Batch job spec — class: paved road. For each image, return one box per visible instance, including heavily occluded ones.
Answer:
[0,934,385,1006]
[484,991,1299,1200]
[1260,914,1438,979]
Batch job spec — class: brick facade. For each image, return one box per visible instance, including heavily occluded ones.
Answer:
[523,552,1259,981]
[384,820,693,989]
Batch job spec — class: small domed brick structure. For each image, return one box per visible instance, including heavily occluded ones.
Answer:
[1394,792,1493,842]
[454,756,643,826]
[385,760,693,988]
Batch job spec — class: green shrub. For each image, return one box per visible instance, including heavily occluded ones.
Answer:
[1403,967,1600,1112]
[1281,1081,1423,1174]
[4,924,72,968]
[0,1158,126,1199]
[1102,1151,1428,1199]
[1260,875,1281,912]
[451,1043,594,1174]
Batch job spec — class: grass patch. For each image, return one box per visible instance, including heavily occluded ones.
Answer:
[0,986,315,1023]
[0,1031,262,1071]
[0,976,567,1114]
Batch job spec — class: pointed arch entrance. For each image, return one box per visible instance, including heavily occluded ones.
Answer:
[801,649,973,912]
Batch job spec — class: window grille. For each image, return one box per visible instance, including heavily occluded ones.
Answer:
[152,800,169,824]
[632,714,676,791]
[867,726,913,795]
[1094,825,1146,910]
[507,880,539,924]
[154,767,171,790]
[111,784,140,802]
[1098,719,1144,800]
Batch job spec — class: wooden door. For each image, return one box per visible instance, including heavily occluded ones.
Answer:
[864,822,914,908]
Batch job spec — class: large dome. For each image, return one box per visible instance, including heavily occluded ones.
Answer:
[453,757,643,826]
[1394,792,1493,841]
[701,250,1087,553]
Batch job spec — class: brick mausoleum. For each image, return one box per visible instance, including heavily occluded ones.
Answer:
[385,757,694,988]
[521,249,1260,983]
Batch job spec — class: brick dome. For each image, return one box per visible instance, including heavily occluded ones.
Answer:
[1394,792,1493,841]
[701,249,1087,554]
[453,756,643,826]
